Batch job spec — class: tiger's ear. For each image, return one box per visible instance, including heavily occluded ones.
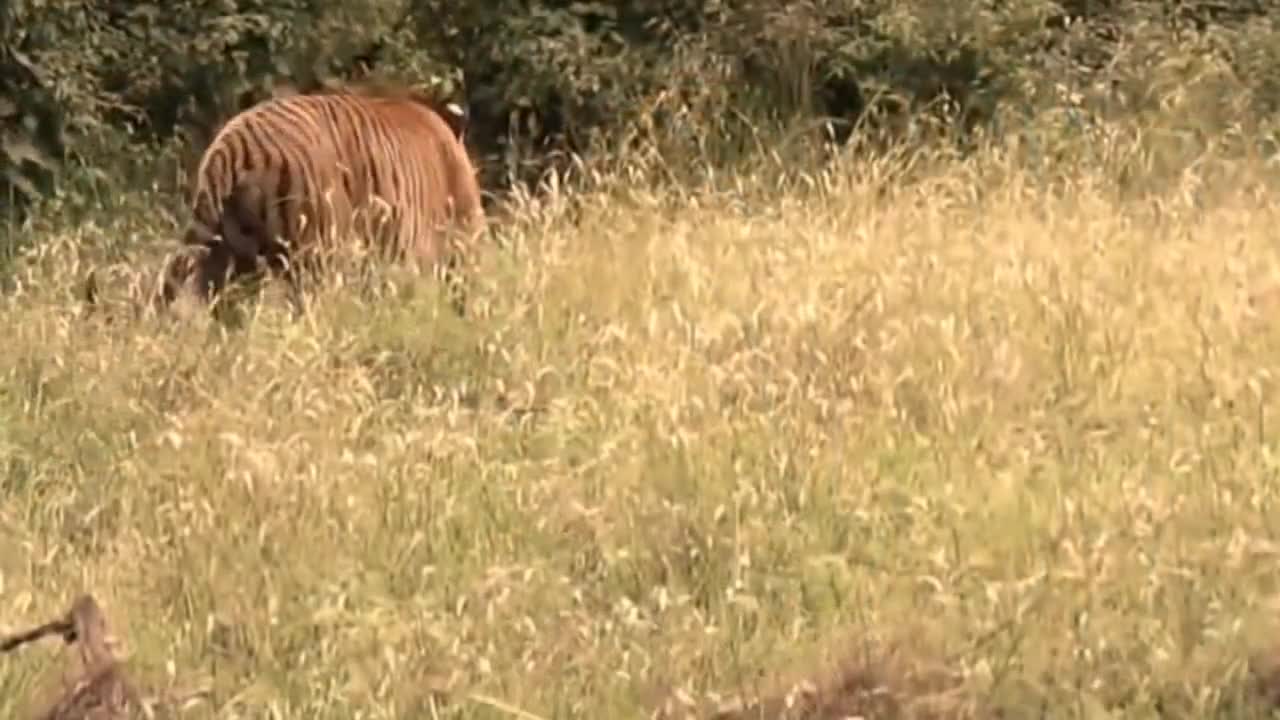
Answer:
[441,102,468,142]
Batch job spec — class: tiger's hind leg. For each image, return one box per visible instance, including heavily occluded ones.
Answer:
[432,219,478,319]
[438,253,469,319]
[204,182,278,312]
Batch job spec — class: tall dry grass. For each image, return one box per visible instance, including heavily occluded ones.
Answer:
[2,117,1280,719]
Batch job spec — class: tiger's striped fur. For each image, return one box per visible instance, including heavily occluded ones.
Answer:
[157,87,485,313]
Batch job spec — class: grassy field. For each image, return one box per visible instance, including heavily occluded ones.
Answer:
[2,126,1280,719]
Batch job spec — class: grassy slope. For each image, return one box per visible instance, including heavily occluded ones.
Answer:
[2,134,1280,719]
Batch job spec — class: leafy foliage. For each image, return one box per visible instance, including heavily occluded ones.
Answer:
[3,0,1280,221]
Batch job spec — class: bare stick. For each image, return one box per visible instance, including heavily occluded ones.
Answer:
[0,618,75,653]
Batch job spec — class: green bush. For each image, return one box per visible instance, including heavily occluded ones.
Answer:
[3,0,1280,225]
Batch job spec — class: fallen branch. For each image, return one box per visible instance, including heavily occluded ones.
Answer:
[3,594,140,720]
[0,618,74,653]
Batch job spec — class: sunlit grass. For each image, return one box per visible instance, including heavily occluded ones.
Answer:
[2,124,1280,719]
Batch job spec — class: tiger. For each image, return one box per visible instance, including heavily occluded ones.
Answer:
[155,84,486,315]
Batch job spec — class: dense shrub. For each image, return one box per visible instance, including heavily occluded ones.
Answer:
[3,0,1279,223]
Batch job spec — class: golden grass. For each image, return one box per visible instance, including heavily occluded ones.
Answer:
[3,129,1280,719]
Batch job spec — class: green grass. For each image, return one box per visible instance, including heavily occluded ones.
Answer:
[2,129,1280,719]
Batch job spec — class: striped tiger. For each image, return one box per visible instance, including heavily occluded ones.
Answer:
[156,84,485,314]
